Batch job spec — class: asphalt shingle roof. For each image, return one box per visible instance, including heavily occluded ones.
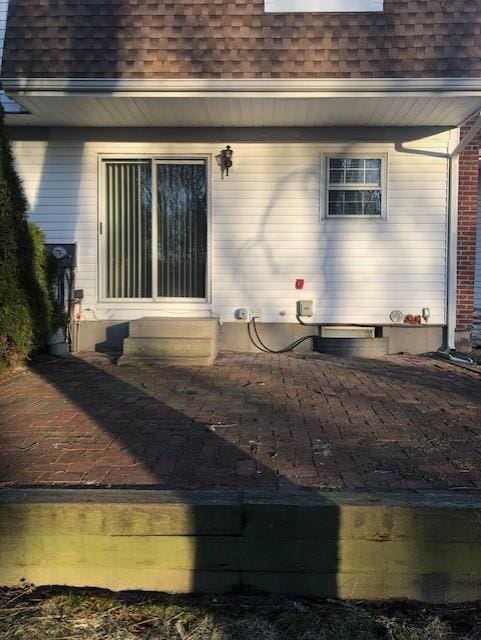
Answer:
[2,0,481,79]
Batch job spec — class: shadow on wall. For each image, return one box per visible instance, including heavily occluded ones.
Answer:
[218,148,444,328]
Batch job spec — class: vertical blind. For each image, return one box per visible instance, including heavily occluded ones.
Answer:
[104,159,207,299]
[157,162,207,298]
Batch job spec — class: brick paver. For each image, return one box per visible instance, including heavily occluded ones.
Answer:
[0,352,480,491]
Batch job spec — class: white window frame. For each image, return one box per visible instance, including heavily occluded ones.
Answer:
[265,0,383,13]
[97,153,212,304]
[322,153,387,220]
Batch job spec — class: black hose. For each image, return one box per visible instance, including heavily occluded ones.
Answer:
[247,317,317,354]
[296,314,317,327]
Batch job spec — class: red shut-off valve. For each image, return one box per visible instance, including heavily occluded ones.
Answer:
[295,279,305,290]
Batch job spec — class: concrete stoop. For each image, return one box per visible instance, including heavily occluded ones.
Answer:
[313,336,390,357]
[118,317,219,366]
[1,489,481,603]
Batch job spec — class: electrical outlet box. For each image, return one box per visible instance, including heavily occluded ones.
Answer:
[235,308,250,321]
[45,243,77,269]
[297,300,314,318]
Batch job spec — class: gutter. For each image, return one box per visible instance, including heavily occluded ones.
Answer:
[4,77,481,99]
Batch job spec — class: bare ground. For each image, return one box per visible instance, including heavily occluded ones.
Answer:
[1,588,481,640]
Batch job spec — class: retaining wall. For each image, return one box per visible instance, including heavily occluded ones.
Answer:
[1,489,481,603]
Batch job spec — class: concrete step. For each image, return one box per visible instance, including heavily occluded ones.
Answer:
[120,317,220,367]
[130,317,218,339]
[122,337,213,358]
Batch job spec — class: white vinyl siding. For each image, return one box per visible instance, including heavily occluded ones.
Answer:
[11,132,450,326]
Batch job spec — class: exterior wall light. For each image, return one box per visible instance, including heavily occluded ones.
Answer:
[216,145,234,178]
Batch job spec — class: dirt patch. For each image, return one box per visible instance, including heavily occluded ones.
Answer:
[1,587,480,639]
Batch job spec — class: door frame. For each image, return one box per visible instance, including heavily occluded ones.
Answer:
[97,153,212,304]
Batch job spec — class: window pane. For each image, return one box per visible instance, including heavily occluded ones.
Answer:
[329,158,381,186]
[345,169,366,183]
[328,189,381,216]
[329,169,345,183]
[328,190,345,215]
[105,161,152,298]
[329,159,344,169]
[344,191,364,215]
[366,168,381,184]
[157,162,207,298]
[363,190,382,215]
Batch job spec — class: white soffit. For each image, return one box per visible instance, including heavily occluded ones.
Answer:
[4,79,481,128]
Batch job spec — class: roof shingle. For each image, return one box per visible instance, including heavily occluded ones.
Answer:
[2,0,481,79]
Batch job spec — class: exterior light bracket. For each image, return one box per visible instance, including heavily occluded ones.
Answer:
[216,145,234,178]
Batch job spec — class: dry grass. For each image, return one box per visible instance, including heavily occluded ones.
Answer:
[1,588,480,640]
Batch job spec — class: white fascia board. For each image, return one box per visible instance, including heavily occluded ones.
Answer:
[264,0,383,12]
[4,78,481,100]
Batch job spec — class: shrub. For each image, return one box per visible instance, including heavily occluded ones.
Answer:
[0,108,54,371]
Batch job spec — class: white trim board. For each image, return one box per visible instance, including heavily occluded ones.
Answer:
[265,0,383,12]
[5,78,481,96]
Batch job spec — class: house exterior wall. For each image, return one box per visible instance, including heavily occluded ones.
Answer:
[473,168,481,347]
[456,119,480,349]
[10,129,450,339]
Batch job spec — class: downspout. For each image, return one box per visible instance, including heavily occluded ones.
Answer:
[447,141,460,351]
[446,112,481,354]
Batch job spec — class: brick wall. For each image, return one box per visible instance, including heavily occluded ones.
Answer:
[457,117,480,334]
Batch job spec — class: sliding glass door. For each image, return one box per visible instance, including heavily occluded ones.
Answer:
[102,158,208,300]
[156,161,207,298]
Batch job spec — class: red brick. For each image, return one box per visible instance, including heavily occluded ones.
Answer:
[456,116,480,333]
[0,352,480,492]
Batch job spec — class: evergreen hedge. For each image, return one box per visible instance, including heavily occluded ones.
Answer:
[0,108,54,371]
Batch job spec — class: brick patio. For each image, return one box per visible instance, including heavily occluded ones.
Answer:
[0,351,480,491]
